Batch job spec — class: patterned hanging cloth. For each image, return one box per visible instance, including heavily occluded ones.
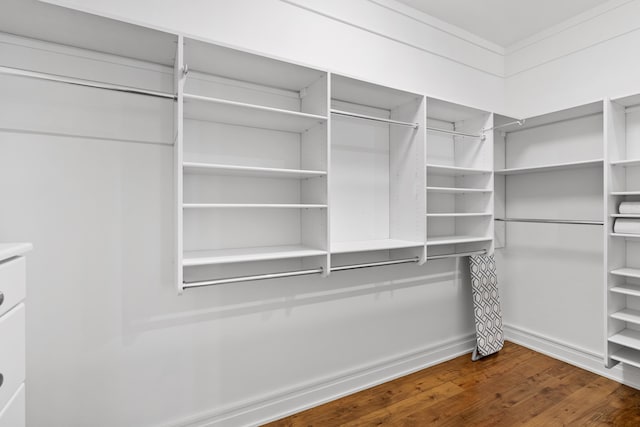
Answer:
[468,253,504,361]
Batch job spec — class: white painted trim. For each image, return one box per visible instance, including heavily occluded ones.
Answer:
[504,324,640,391]
[278,0,505,78]
[367,0,505,55]
[161,334,476,427]
[506,0,634,54]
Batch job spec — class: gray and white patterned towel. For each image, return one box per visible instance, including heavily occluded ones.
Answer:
[469,254,504,361]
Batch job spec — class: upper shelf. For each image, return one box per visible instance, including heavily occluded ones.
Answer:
[183,93,327,133]
[331,74,420,110]
[495,159,604,175]
[611,158,640,167]
[427,186,492,194]
[183,203,328,209]
[183,162,326,179]
[426,164,492,176]
[331,239,423,254]
[426,236,492,246]
[183,245,327,267]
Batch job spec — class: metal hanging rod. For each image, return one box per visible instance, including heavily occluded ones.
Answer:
[331,109,419,129]
[495,218,604,225]
[0,65,176,100]
[426,126,485,140]
[331,257,420,272]
[482,119,525,133]
[626,104,640,114]
[427,249,486,260]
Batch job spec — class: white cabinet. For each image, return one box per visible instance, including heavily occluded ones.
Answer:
[0,244,31,427]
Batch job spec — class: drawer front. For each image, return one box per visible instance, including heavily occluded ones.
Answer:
[0,304,25,412]
[0,257,25,318]
[0,384,24,427]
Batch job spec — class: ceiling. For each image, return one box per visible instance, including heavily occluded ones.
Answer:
[394,0,613,47]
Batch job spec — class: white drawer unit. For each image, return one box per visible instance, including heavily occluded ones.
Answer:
[0,384,24,427]
[0,304,25,414]
[0,243,31,427]
[0,257,25,319]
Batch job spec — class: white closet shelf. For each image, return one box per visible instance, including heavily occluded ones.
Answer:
[611,191,640,196]
[494,159,604,175]
[611,347,640,369]
[611,214,640,218]
[609,329,640,351]
[426,236,492,246]
[611,158,640,167]
[610,284,640,297]
[426,164,492,176]
[331,239,424,254]
[426,187,492,194]
[183,162,327,179]
[610,308,640,325]
[610,268,640,279]
[426,213,491,218]
[183,93,327,133]
[183,203,328,209]
[610,233,640,238]
[183,245,327,266]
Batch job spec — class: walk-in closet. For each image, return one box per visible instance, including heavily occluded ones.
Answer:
[2,0,640,426]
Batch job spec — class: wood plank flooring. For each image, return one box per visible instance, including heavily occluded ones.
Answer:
[265,342,640,426]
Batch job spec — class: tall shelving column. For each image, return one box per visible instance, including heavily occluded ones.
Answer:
[176,38,330,291]
[329,75,426,265]
[605,94,640,368]
[425,98,494,258]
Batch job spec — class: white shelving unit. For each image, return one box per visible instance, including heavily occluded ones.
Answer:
[605,94,640,368]
[425,98,494,256]
[329,75,426,264]
[176,38,330,291]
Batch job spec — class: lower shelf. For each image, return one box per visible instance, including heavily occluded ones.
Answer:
[609,329,640,351]
[611,347,640,369]
[610,283,640,297]
[183,245,326,266]
[610,308,640,326]
[610,268,640,279]
[331,239,424,254]
[426,235,492,246]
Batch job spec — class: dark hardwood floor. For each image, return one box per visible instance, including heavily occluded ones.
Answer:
[265,342,640,426]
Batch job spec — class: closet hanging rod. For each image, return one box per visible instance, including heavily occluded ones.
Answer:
[182,250,490,289]
[495,218,604,225]
[426,126,485,140]
[0,65,177,100]
[482,119,525,133]
[426,249,486,260]
[625,104,640,114]
[331,109,419,128]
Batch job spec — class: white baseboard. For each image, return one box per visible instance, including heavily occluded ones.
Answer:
[165,334,476,427]
[504,324,640,391]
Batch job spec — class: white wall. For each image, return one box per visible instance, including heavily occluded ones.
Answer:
[0,1,506,426]
[505,0,640,116]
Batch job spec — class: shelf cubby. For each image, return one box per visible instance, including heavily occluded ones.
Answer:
[330,74,426,261]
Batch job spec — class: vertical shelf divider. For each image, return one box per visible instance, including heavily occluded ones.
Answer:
[174,35,184,294]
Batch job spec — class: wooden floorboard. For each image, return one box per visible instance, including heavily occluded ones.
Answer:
[264,342,640,426]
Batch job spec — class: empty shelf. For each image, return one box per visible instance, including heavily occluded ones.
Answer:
[183,93,327,133]
[609,329,640,351]
[183,162,326,179]
[611,191,640,196]
[426,164,492,176]
[426,213,491,217]
[331,239,424,254]
[610,308,640,325]
[611,158,640,167]
[611,268,640,279]
[610,233,640,238]
[495,159,603,175]
[610,284,640,297]
[183,203,327,209]
[426,187,492,194]
[183,245,326,266]
[611,347,640,369]
[426,236,492,246]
